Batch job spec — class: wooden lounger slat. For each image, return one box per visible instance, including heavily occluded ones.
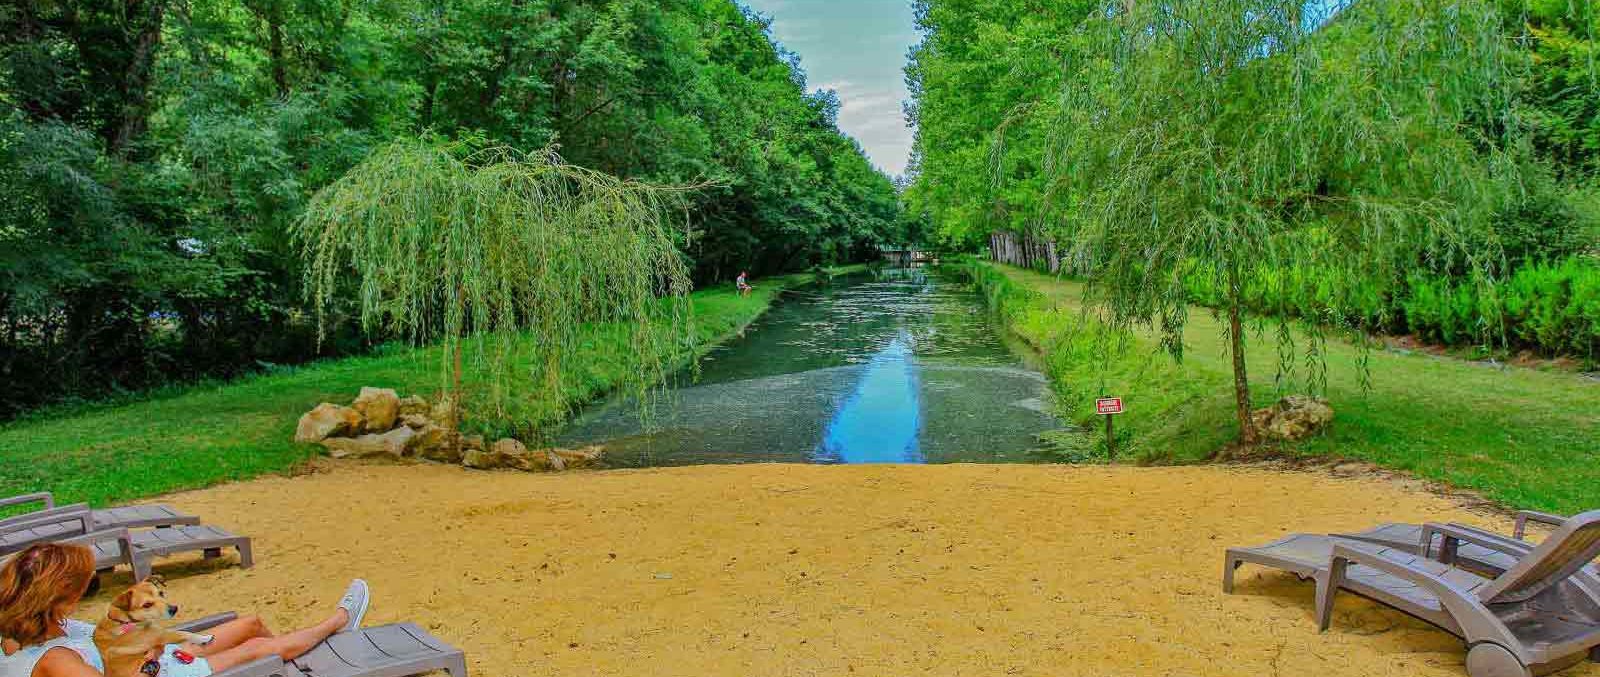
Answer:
[292,623,466,677]
[0,520,81,550]
[91,504,201,529]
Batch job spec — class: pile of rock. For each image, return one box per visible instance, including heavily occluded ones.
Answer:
[294,387,602,472]
[1250,395,1335,441]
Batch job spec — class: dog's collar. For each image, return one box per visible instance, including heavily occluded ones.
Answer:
[116,622,137,636]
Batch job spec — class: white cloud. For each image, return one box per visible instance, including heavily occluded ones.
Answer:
[743,0,918,177]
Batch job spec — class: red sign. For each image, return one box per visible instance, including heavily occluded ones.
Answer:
[1095,397,1124,415]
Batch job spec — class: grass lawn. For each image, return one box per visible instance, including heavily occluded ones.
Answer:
[0,268,852,509]
[975,262,1599,514]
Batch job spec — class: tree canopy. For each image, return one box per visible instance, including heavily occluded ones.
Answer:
[906,0,1600,445]
[0,0,902,418]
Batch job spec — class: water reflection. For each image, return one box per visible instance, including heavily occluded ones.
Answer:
[813,335,923,464]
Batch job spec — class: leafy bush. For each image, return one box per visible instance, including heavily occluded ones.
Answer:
[1183,255,1600,360]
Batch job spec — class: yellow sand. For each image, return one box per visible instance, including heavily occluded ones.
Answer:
[80,463,1598,677]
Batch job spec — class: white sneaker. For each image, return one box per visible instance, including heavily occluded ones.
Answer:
[337,579,370,633]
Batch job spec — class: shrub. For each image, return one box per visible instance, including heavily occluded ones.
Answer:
[1179,256,1599,361]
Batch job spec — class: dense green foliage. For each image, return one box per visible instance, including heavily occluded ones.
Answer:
[0,269,828,508]
[0,0,901,418]
[972,261,1599,513]
[1181,258,1600,359]
[903,0,1090,250]
[909,0,1600,445]
[907,1,1600,354]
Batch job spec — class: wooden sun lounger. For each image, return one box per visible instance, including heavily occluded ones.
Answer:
[176,613,468,677]
[1224,510,1600,677]
[1,492,200,530]
[3,511,253,581]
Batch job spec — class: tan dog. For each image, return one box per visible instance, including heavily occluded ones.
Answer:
[92,577,214,677]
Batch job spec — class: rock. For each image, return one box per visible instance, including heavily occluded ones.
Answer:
[400,413,432,430]
[550,446,604,469]
[1251,395,1334,442]
[412,425,462,464]
[459,438,580,472]
[461,446,497,469]
[496,438,549,472]
[398,395,430,417]
[429,395,458,427]
[294,403,364,444]
[320,426,415,459]
[352,387,401,432]
[464,438,519,470]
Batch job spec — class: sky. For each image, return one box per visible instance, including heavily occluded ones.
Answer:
[740,0,920,177]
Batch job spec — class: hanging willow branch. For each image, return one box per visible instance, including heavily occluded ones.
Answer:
[295,140,696,436]
[1029,0,1542,446]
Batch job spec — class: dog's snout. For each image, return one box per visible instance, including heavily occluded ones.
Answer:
[168,604,179,616]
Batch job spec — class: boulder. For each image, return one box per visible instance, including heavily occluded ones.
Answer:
[550,446,604,469]
[462,435,486,451]
[412,425,462,464]
[397,395,430,417]
[320,426,415,459]
[463,438,555,471]
[1251,395,1334,442]
[352,387,401,432]
[429,395,458,427]
[400,413,433,430]
[294,403,364,444]
[494,438,548,472]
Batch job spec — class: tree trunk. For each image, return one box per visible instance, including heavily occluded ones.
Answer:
[268,15,288,96]
[421,76,438,129]
[110,0,169,155]
[1227,268,1258,447]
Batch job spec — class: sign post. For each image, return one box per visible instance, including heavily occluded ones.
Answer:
[1095,397,1124,459]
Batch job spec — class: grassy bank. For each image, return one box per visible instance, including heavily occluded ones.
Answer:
[0,268,851,508]
[971,262,1599,513]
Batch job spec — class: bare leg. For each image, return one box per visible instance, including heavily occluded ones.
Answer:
[187,609,348,672]
[185,615,275,655]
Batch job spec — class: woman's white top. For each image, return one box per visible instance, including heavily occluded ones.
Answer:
[0,620,105,677]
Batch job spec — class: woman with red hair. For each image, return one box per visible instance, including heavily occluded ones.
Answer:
[0,543,369,677]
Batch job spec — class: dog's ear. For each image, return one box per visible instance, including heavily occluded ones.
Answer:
[111,587,135,611]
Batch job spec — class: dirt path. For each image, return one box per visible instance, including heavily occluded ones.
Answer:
[80,463,1596,677]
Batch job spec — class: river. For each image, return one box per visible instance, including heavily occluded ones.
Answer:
[558,266,1061,465]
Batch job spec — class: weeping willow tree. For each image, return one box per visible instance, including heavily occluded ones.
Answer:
[1031,0,1549,447]
[295,140,695,438]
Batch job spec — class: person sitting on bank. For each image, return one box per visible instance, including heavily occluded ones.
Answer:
[0,543,370,677]
[736,271,752,296]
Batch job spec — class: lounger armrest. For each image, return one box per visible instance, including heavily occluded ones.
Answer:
[1330,540,1478,595]
[0,504,91,532]
[1422,522,1535,562]
[209,656,287,677]
[1513,510,1567,540]
[175,613,238,633]
[1328,540,1513,644]
[0,492,53,510]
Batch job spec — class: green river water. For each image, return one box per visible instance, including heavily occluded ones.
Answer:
[558,266,1062,465]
